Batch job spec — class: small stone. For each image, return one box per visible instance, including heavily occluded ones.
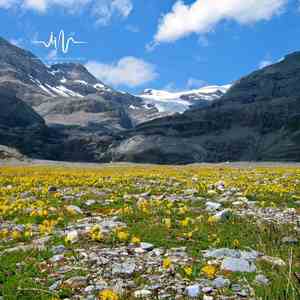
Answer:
[86,200,96,206]
[186,284,201,298]
[214,209,232,221]
[112,260,136,276]
[84,285,96,293]
[237,289,249,297]
[202,287,213,293]
[203,296,213,300]
[52,244,66,255]
[231,284,242,292]
[49,254,64,263]
[281,236,298,245]
[221,258,256,273]
[134,290,152,298]
[206,201,222,211]
[65,230,79,244]
[49,280,62,291]
[66,205,83,215]
[203,248,240,259]
[260,256,286,267]
[140,242,154,251]
[64,276,87,289]
[255,274,269,286]
[212,277,230,288]
[48,186,57,192]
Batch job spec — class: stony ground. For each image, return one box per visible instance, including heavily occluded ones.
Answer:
[0,165,299,300]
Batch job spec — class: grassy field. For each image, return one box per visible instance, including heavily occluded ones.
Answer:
[0,165,299,300]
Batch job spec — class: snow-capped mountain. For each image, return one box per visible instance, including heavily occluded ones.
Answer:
[139,85,231,113]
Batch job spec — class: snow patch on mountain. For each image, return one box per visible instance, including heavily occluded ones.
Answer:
[139,85,231,113]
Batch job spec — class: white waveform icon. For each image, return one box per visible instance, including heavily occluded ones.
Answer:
[33,30,87,54]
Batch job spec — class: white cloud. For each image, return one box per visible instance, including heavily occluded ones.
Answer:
[155,0,287,43]
[92,0,133,25]
[259,59,273,69]
[85,57,158,88]
[0,0,133,24]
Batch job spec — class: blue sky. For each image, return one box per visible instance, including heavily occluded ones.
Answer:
[0,0,300,94]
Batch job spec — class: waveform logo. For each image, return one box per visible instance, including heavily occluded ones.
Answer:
[32,30,87,54]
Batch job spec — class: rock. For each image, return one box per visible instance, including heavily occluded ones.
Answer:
[231,284,242,292]
[206,201,222,211]
[203,248,240,259]
[185,284,201,298]
[52,244,66,255]
[112,260,136,276]
[240,250,261,262]
[203,296,214,300]
[85,200,96,206]
[255,274,269,286]
[238,289,249,297]
[260,256,286,267]
[64,276,88,289]
[49,254,64,263]
[66,205,83,215]
[65,230,79,244]
[213,209,232,221]
[48,186,57,192]
[221,258,256,273]
[202,287,213,293]
[134,290,152,298]
[140,242,154,251]
[212,277,231,288]
[84,285,96,293]
[281,236,298,245]
[49,280,62,291]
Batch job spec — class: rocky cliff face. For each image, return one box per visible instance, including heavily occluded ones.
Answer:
[106,53,300,163]
[0,37,165,161]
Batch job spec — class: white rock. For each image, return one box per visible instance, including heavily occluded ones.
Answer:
[213,209,232,221]
[212,277,230,288]
[203,248,240,259]
[65,230,79,244]
[255,274,269,285]
[140,242,154,251]
[186,284,201,298]
[260,256,286,267]
[206,201,222,211]
[221,258,256,272]
[134,290,152,298]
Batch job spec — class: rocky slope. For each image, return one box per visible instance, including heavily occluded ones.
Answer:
[0,37,162,132]
[139,85,230,113]
[107,52,300,163]
[0,37,166,161]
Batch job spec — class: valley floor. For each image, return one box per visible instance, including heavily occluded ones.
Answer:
[0,165,299,300]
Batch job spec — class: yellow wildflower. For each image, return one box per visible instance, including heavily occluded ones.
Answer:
[180,217,189,227]
[98,289,119,300]
[163,257,172,269]
[184,266,193,277]
[11,230,22,240]
[131,236,141,245]
[116,230,129,242]
[202,265,217,279]
[233,239,240,248]
[207,216,218,225]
